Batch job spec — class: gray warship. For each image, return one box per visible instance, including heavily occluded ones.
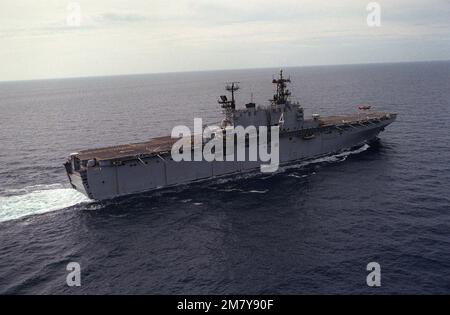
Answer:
[64,70,397,200]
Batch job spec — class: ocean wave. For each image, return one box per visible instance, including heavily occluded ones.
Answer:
[209,144,370,186]
[243,189,269,194]
[279,144,370,172]
[0,184,91,223]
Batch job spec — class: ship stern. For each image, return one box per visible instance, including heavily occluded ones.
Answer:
[64,154,92,199]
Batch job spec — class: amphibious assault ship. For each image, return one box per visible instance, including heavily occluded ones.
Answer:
[64,70,396,200]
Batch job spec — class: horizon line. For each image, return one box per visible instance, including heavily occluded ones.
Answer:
[1,58,449,84]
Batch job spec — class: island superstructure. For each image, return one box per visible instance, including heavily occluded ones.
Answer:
[64,70,397,200]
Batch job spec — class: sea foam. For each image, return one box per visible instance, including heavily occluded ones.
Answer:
[0,184,90,222]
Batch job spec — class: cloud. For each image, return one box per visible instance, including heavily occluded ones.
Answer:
[0,0,449,81]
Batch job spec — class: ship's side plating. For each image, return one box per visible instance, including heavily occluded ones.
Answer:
[65,114,395,200]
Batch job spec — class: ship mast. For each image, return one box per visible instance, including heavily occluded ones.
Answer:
[271,69,291,105]
[218,82,240,126]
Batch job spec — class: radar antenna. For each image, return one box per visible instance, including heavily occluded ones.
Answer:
[271,69,291,105]
[218,82,240,126]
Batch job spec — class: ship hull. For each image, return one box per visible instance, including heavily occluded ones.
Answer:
[68,117,395,200]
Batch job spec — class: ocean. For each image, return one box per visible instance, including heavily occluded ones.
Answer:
[0,61,449,294]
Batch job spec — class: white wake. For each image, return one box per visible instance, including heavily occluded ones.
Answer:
[281,143,370,171]
[210,144,371,186]
[0,184,91,223]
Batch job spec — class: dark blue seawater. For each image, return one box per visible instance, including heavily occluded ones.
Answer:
[0,62,449,294]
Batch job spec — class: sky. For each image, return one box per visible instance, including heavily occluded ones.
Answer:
[0,0,449,81]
